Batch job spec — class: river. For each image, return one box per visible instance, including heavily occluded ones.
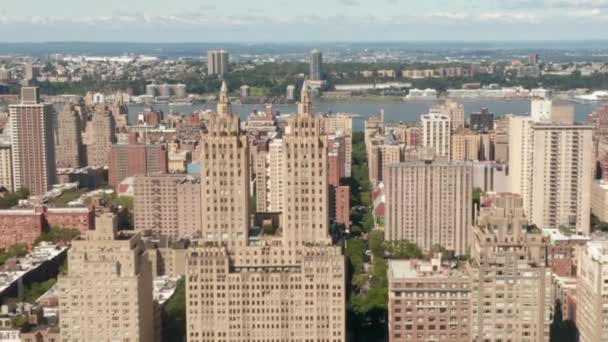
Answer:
[127,99,606,131]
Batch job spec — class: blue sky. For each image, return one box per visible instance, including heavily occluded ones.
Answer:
[2,0,608,41]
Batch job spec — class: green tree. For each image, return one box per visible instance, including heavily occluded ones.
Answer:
[162,277,186,342]
[8,243,28,258]
[35,226,80,245]
[428,244,448,258]
[591,214,608,232]
[262,224,275,235]
[22,278,57,303]
[346,239,367,275]
[384,240,423,259]
[10,315,30,329]
[473,187,483,207]
[361,211,375,233]
[0,188,30,209]
[102,194,134,229]
[368,230,385,258]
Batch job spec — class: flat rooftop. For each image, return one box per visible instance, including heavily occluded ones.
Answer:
[388,259,465,280]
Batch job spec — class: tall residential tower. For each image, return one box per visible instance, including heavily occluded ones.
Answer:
[309,49,323,81]
[9,87,56,195]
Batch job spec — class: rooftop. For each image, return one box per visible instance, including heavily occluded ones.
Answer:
[543,228,589,244]
[153,276,180,305]
[587,238,608,263]
[388,257,464,280]
[0,243,67,294]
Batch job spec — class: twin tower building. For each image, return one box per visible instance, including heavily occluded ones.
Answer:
[187,82,346,341]
[58,82,346,342]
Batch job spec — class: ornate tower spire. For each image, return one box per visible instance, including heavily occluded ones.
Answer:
[217,80,232,116]
[298,83,313,116]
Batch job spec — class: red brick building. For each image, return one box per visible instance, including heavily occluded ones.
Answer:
[108,142,168,187]
[44,206,95,236]
[0,208,45,249]
[334,185,350,226]
[328,135,346,186]
[0,206,95,249]
[327,134,350,227]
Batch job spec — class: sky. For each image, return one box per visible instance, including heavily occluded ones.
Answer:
[2,0,608,42]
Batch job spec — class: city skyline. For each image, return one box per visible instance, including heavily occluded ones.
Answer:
[3,0,608,41]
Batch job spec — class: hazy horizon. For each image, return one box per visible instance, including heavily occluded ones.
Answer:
[3,0,608,41]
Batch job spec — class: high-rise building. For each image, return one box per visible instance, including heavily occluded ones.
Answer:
[134,174,201,240]
[493,115,511,163]
[509,116,593,234]
[252,145,270,213]
[58,213,155,342]
[591,180,608,222]
[111,93,129,132]
[186,243,345,341]
[0,141,12,191]
[334,185,350,226]
[55,103,83,169]
[84,107,116,167]
[286,84,296,101]
[468,193,552,342]
[469,107,494,132]
[421,109,451,159]
[267,138,284,213]
[378,143,404,181]
[282,85,330,245]
[586,104,608,180]
[108,141,168,187]
[297,83,313,116]
[388,256,471,342]
[436,99,465,132]
[186,84,346,342]
[328,135,347,186]
[385,123,421,147]
[550,104,575,125]
[323,114,353,176]
[451,129,492,161]
[531,98,552,123]
[200,81,250,243]
[384,157,472,256]
[577,237,608,342]
[309,49,323,81]
[9,87,56,195]
[207,50,229,76]
[240,85,250,98]
[529,53,540,65]
[327,135,350,226]
[0,68,11,82]
[24,63,37,81]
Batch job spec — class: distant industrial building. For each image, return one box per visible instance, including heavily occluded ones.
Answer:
[145,83,187,98]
